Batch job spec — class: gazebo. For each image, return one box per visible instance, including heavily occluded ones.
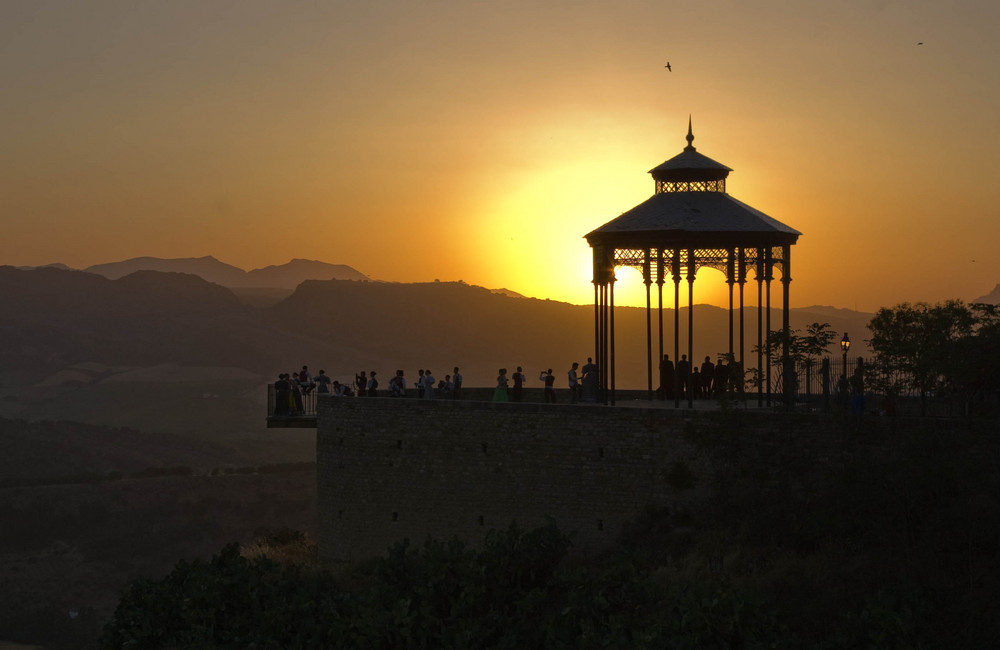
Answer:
[585,119,801,406]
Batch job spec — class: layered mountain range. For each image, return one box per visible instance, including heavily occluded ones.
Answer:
[1,264,876,388]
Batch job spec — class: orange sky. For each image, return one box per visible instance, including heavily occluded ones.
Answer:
[3,1,998,312]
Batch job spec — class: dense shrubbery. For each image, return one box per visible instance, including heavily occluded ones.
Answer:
[99,423,1000,649]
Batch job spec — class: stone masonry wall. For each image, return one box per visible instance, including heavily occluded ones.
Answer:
[314,396,938,565]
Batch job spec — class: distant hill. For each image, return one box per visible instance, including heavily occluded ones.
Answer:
[83,256,369,289]
[243,259,369,289]
[0,266,290,381]
[973,284,1000,305]
[15,262,73,271]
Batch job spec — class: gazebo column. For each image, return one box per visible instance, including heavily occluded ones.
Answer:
[726,248,735,359]
[608,274,615,406]
[598,283,605,405]
[592,245,614,406]
[656,249,665,400]
[765,249,773,406]
[672,249,681,408]
[644,251,653,401]
[738,248,747,377]
[781,244,793,406]
[593,282,599,400]
[686,249,696,409]
[756,251,764,407]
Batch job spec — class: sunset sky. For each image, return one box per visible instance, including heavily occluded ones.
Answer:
[3,0,998,312]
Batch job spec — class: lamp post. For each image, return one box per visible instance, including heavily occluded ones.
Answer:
[840,333,851,386]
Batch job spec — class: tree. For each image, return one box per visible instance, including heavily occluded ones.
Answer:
[867,301,979,415]
[749,322,836,400]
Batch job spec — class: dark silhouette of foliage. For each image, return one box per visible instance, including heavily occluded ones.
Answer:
[868,300,999,415]
[100,423,1000,649]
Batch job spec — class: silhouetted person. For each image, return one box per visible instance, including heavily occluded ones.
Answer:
[511,366,525,402]
[274,374,290,415]
[851,357,866,395]
[541,369,557,403]
[493,368,509,402]
[355,371,367,397]
[390,370,406,397]
[729,359,744,397]
[568,362,581,403]
[700,356,715,397]
[422,369,435,399]
[367,371,378,397]
[658,354,675,400]
[581,357,598,402]
[299,366,315,394]
[315,369,331,394]
[452,367,462,399]
[677,354,691,400]
[290,373,304,413]
[714,360,729,396]
[415,369,425,398]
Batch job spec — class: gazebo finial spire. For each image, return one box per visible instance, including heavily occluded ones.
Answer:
[684,115,695,151]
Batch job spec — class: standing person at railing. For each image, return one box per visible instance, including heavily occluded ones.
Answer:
[422,369,436,399]
[290,372,304,413]
[700,356,716,398]
[568,362,581,403]
[355,371,367,397]
[315,369,331,394]
[493,368,509,402]
[540,368,557,403]
[298,366,315,394]
[274,374,290,415]
[452,367,462,399]
[581,357,598,403]
[389,370,406,397]
[511,366,526,402]
[367,371,379,397]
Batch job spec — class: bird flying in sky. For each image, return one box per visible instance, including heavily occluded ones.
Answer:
[665,62,672,71]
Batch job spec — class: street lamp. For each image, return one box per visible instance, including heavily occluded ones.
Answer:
[840,333,851,385]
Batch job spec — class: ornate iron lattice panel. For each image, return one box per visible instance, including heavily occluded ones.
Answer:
[655,180,726,193]
[613,248,647,269]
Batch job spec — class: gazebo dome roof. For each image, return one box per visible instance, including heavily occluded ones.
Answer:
[649,118,732,182]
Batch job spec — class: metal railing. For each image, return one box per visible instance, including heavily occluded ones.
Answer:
[267,384,317,419]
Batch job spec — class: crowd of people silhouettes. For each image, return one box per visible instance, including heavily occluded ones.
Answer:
[272,360,604,414]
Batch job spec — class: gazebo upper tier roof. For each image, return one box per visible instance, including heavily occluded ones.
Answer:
[649,149,732,182]
[585,191,801,248]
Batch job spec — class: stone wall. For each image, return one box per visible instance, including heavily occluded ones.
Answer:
[325,397,815,564]
[315,395,979,565]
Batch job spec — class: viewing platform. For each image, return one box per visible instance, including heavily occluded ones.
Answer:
[265,384,803,429]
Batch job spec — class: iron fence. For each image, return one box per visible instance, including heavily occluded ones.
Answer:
[267,383,317,418]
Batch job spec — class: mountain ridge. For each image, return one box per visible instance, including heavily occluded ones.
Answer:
[79,256,370,289]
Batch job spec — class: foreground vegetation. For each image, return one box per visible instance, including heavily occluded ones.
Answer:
[101,420,1000,649]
